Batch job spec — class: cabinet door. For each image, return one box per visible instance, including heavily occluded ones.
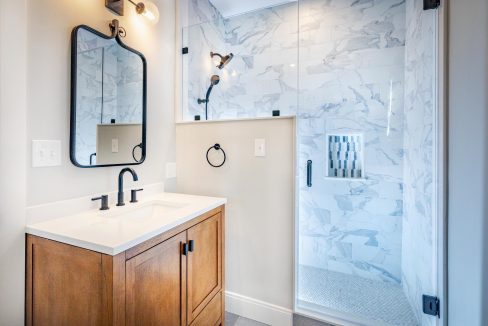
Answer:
[187,213,222,323]
[126,232,187,326]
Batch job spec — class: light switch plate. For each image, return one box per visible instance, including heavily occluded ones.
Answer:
[255,138,266,157]
[111,138,119,153]
[32,140,62,167]
[166,162,177,179]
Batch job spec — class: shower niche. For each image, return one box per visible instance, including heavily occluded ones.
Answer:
[326,134,364,179]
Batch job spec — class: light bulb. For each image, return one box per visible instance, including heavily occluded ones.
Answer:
[135,1,160,24]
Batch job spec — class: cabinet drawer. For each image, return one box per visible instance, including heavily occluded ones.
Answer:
[190,292,222,326]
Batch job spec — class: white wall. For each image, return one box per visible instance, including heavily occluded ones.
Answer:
[0,0,177,324]
[0,0,27,325]
[448,0,488,324]
[26,0,177,206]
[176,118,295,325]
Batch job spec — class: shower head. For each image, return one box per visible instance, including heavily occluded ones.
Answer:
[206,75,220,99]
[210,74,220,86]
[210,52,234,69]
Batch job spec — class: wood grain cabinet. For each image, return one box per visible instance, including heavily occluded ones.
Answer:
[26,206,225,326]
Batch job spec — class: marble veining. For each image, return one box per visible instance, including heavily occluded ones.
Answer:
[183,0,298,120]
[401,0,436,324]
[297,0,406,285]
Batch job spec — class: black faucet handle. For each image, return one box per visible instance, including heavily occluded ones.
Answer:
[92,195,110,211]
[130,189,144,203]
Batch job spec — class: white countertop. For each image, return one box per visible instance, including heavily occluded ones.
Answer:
[26,193,226,256]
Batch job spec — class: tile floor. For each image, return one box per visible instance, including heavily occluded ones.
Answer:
[293,314,334,326]
[225,312,333,326]
[298,265,418,325]
[225,312,268,326]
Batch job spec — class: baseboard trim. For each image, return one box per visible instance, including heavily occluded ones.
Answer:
[225,291,293,326]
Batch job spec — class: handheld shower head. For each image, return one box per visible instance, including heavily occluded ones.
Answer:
[198,75,221,120]
[206,75,220,99]
[210,52,234,69]
[210,75,220,86]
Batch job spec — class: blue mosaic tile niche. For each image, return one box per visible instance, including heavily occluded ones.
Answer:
[327,134,363,179]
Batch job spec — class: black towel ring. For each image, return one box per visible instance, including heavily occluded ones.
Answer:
[206,144,226,168]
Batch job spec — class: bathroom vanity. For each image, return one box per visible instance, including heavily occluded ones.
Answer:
[25,193,226,326]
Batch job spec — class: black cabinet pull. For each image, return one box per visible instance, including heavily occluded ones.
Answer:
[307,160,312,187]
[188,240,195,252]
[182,243,189,256]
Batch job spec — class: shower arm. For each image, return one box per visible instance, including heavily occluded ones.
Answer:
[210,52,223,59]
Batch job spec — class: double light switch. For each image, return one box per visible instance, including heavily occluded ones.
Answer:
[32,140,62,167]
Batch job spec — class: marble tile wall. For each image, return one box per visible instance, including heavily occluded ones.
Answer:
[297,0,406,285]
[402,0,436,324]
[183,0,298,120]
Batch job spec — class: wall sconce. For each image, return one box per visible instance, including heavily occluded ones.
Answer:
[106,0,160,23]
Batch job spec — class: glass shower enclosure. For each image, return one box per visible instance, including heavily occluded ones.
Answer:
[296,0,442,325]
[181,0,443,325]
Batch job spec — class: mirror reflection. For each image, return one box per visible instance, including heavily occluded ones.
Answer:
[71,26,146,167]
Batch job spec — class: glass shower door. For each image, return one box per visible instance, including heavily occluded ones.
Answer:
[296,0,441,325]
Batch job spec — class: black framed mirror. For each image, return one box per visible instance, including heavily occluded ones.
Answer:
[70,23,147,168]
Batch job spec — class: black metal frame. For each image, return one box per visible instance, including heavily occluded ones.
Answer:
[70,24,147,168]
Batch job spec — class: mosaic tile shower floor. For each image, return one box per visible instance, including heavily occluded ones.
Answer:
[298,265,418,326]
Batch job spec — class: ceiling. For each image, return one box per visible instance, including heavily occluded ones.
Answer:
[208,0,297,18]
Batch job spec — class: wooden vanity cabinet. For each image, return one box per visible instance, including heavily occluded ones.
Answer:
[26,205,225,326]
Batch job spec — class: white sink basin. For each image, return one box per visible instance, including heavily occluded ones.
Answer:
[102,200,188,221]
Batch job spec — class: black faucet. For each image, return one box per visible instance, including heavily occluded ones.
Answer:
[92,195,109,211]
[117,168,139,206]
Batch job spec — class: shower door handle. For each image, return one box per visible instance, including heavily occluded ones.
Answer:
[307,160,312,187]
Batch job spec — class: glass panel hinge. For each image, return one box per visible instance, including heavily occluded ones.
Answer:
[424,0,440,10]
[423,295,440,318]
